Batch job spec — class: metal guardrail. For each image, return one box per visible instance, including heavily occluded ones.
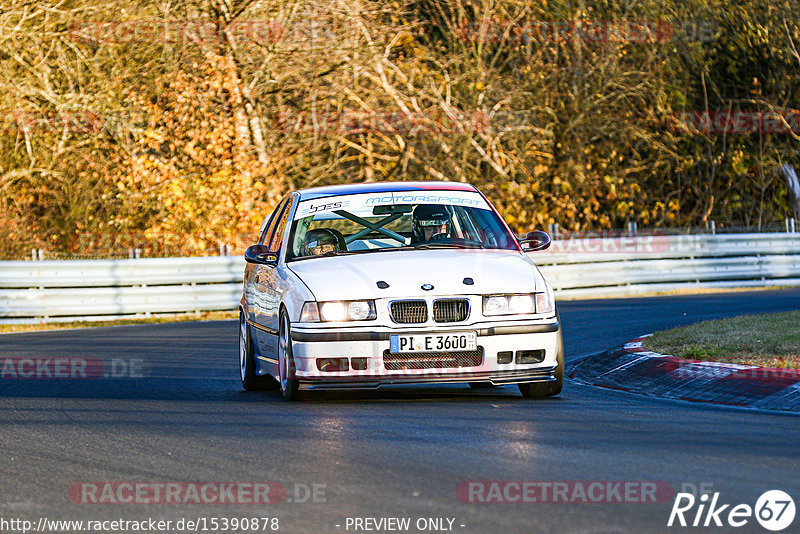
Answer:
[0,257,243,324]
[1,233,799,323]
[535,233,800,298]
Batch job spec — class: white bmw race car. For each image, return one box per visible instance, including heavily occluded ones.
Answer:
[239,181,563,400]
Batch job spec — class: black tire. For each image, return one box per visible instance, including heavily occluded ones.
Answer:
[518,323,564,398]
[239,312,277,391]
[278,311,303,401]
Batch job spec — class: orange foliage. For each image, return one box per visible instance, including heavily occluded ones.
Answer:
[109,53,287,255]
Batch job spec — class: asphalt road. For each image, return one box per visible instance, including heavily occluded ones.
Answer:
[2,289,800,534]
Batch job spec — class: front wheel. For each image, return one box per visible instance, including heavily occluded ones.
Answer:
[278,311,302,401]
[518,326,564,399]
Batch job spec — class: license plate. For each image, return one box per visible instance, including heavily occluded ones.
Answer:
[390,332,477,353]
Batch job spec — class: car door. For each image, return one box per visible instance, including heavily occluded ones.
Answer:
[261,196,295,329]
[253,196,294,358]
[246,197,290,356]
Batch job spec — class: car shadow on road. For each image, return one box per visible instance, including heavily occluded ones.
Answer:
[0,377,566,404]
[248,383,568,404]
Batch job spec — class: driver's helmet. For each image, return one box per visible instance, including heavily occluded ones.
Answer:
[302,228,340,256]
[413,204,451,242]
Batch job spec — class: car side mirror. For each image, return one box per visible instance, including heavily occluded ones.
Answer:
[244,244,279,265]
[519,230,551,251]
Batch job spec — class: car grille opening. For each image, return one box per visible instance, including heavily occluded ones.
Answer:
[433,299,469,323]
[390,300,428,324]
[383,347,484,370]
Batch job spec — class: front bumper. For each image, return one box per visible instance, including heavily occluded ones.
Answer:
[289,319,560,390]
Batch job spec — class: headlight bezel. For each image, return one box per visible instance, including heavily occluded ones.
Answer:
[536,283,555,315]
[300,300,377,322]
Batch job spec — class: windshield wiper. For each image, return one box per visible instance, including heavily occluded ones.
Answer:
[363,242,487,252]
[413,242,485,250]
[320,243,486,257]
[320,250,357,257]
[366,245,416,253]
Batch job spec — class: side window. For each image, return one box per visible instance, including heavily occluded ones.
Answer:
[259,197,290,245]
[267,198,294,251]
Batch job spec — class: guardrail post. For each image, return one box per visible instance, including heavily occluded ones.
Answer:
[627,221,637,237]
[787,218,797,233]
[37,249,44,261]
[548,223,559,240]
[707,220,716,235]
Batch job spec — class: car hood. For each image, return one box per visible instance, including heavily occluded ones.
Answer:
[287,249,544,301]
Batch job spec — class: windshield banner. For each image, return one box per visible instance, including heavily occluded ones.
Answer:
[295,191,490,219]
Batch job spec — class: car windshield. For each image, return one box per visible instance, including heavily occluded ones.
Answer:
[286,190,519,260]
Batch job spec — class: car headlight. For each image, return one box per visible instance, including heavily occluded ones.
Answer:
[300,300,377,322]
[483,294,535,316]
[483,290,553,316]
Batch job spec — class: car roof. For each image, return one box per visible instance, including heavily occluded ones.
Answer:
[296,181,478,201]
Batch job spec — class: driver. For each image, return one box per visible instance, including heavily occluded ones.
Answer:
[302,228,340,256]
[412,204,452,243]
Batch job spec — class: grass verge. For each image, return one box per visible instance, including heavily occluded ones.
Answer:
[0,311,238,334]
[643,311,800,369]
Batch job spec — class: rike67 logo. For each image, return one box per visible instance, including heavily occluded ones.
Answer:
[668,490,796,531]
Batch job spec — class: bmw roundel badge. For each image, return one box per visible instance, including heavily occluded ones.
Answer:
[421,283,434,291]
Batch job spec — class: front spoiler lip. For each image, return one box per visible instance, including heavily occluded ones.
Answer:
[297,367,557,390]
[291,321,559,342]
